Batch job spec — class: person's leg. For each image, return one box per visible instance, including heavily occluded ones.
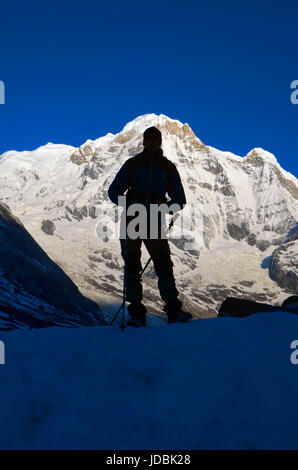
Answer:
[143,237,182,317]
[120,237,147,320]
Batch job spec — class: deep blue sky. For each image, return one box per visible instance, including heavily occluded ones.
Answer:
[1,0,297,177]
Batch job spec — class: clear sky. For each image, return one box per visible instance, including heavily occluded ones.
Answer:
[1,0,297,177]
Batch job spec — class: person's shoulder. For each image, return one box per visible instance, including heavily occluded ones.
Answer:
[121,155,139,168]
[124,152,146,170]
[127,152,144,164]
[161,155,177,173]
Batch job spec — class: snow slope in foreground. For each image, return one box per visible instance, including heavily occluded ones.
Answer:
[0,312,298,450]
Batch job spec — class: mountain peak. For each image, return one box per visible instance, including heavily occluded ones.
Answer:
[246,148,278,165]
[118,113,202,147]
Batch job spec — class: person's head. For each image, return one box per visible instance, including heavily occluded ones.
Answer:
[143,126,162,150]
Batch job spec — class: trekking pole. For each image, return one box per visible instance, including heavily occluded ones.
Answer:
[109,213,179,326]
[139,212,180,277]
[119,234,128,332]
[110,233,128,329]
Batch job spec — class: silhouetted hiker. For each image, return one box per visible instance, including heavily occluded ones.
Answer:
[108,126,192,326]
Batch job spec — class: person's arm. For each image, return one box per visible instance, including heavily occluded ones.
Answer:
[166,164,186,212]
[108,159,132,206]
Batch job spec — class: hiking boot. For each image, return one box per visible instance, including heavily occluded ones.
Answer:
[163,298,192,324]
[127,316,146,327]
[127,302,147,327]
[167,311,193,324]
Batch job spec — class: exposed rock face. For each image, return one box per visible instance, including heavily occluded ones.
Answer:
[274,166,298,200]
[65,205,88,221]
[256,239,272,252]
[269,241,298,292]
[218,296,298,317]
[227,222,249,241]
[0,203,105,330]
[115,129,136,144]
[282,295,298,306]
[286,225,298,243]
[70,149,90,165]
[246,233,257,246]
[41,219,56,235]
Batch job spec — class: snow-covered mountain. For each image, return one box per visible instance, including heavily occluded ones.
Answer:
[0,113,297,316]
[0,202,105,330]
